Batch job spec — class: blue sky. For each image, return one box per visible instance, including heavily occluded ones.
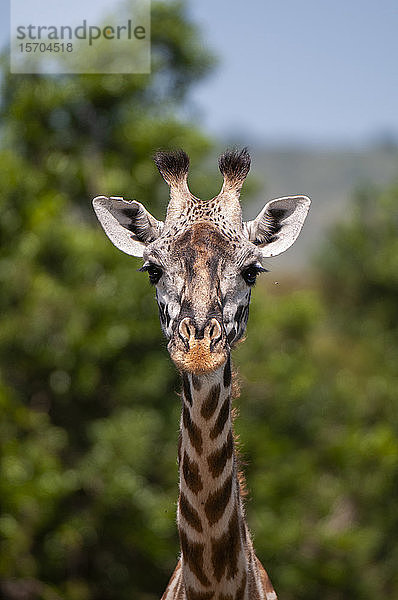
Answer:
[3,0,398,145]
[187,0,398,145]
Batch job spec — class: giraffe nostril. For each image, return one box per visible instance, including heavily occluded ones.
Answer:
[178,317,222,350]
[179,317,194,343]
[207,318,222,342]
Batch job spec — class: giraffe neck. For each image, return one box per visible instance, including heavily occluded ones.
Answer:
[177,356,250,599]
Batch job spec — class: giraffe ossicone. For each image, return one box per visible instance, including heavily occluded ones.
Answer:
[93,148,310,599]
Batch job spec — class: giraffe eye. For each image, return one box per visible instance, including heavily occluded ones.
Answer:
[241,264,266,286]
[139,262,163,285]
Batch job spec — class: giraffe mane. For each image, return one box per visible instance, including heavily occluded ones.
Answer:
[230,371,250,500]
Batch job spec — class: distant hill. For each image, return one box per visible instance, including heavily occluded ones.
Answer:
[242,145,398,271]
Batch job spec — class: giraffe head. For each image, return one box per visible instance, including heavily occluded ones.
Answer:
[93,149,310,375]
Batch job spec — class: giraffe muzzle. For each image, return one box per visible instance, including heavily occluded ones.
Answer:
[168,317,228,374]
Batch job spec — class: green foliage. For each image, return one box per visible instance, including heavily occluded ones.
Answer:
[1,2,397,598]
[233,184,398,600]
[318,184,398,334]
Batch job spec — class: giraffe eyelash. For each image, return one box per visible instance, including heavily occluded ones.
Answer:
[241,263,267,286]
[139,262,164,285]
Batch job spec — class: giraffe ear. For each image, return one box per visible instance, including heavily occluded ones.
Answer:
[243,196,311,258]
[92,196,164,258]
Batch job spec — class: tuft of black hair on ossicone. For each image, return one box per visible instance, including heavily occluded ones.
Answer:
[218,147,251,186]
[154,149,190,185]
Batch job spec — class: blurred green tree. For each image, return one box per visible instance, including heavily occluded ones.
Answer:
[234,182,398,600]
[318,184,398,335]
[0,2,215,599]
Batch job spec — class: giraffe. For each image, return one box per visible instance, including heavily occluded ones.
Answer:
[92,148,310,600]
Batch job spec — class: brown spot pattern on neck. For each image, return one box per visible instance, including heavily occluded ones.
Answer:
[192,374,202,391]
[182,372,193,406]
[177,364,257,599]
[204,474,233,525]
[186,588,214,600]
[211,508,241,582]
[182,450,203,494]
[218,572,247,600]
[201,384,221,420]
[179,492,203,533]
[207,431,234,478]
[223,356,232,388]
[179,530,210,588]
[183,404,203,455]
[210,396,230,440]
